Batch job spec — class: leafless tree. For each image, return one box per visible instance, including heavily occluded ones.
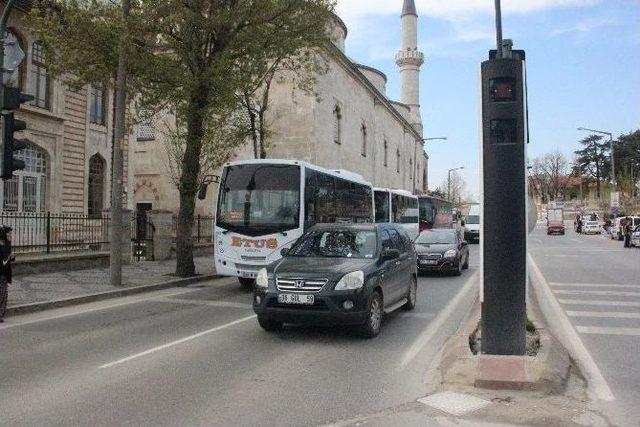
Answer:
[530,151,571,202]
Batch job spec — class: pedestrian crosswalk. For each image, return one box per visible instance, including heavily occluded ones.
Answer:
[551,282,640,337]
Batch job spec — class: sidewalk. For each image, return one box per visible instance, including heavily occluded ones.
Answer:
[7,256,218,311]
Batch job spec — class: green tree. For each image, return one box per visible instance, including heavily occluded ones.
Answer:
[573,134,611,199]
[31,0,335,277]
[614,130,640,197]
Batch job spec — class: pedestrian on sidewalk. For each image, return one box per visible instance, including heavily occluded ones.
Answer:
[623,217,633,248]
[0,226,14,322]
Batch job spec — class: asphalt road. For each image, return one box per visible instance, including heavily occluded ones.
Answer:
[529,225,640,427]
[0,247,479,427]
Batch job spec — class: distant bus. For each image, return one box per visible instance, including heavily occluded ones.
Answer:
[374,188,419,240]
[417,195,453,233]
[213,159,374,287]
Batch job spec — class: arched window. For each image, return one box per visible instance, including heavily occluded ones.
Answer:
[333,104,342,144]
[1,143,48,212]
[6,29,26,90]
[88,154,106,217]
[383,140,388,167]
[360,122,367,157]
[30,41,50,109]
[396,148,401,173]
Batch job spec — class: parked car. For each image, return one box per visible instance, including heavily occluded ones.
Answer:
[632,225,640,247]
[252,223,418,337]
[582,220,601,235]
[414,228,469,276]
[612,217,640,241]
[463,204,480,243]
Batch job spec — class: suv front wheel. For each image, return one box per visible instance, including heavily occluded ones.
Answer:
[358,291,383,338]
[258,316,283,332]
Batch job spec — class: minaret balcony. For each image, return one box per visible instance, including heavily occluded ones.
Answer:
[395,49,424,67]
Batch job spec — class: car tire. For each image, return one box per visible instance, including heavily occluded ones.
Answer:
[358,291,383,338]
[257,316,283,332]
[463,254,470,270]
[238,277,255,290]
[454,260,463,276]
[403,277,417,311]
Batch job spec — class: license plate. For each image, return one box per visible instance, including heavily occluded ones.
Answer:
[420,260,438,266]
[277,294,314,305]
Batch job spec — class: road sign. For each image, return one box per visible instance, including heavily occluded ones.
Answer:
[3,31,24,86]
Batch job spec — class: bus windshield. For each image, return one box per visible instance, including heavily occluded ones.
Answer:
[419,198,435,224]
[217,164,301,236]
[466,215,480,224]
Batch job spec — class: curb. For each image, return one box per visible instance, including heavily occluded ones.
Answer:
[6,274,222,317]
[400,271,479,369]
[528,253,615,401]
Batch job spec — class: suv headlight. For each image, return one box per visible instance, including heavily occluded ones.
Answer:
[256,268,269,288]
[334,271,364,291]
[444,249,457,258]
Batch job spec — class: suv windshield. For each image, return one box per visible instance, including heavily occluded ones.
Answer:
[416,230,457,245]
[217,164,300,236]
[288,229,377,259]
[466,215,479,224]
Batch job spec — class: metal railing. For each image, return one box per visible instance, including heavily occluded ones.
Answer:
[0,211,110,254]
[172,215,214,243]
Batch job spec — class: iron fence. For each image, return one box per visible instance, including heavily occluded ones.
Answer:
[172,215,214,243]
[0,211,110,254]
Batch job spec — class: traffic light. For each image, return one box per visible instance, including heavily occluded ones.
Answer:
[480,44,528,356]
[2,86,34,180]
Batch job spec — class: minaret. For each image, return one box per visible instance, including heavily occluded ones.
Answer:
[396,0,424,135]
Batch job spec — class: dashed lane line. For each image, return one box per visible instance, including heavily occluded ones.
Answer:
[99,314,257,369]
[576,326,640,336]
[148,297,253,309]
[550,283,639,289]
[558,299,640,307]
[554,290,640,298]
[567,311,640,319]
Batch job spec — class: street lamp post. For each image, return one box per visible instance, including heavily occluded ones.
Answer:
[418,137,447,193]
[447,166,464,202]
[578,127,615,189]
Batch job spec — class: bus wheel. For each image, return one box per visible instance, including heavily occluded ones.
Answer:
[238,277,255,290]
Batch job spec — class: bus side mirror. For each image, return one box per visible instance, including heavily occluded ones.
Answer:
[197,183,208,200]
[280,247,289,257]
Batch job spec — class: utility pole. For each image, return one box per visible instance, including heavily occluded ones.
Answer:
[110,0,130,287]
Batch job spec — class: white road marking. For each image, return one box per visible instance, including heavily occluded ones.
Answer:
[149,297,253,309]
[540,254,580,258]
[554,290,640,297]
[576,326,640,336]
[558,299,640,307]
[99,314,257,369]
[550,283,638,289]
[399,272,478,369]
[528,254,615,401]
[0,288,203,331]
[567,311,640,319]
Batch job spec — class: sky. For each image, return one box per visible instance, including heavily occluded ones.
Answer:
[335,0,640,200]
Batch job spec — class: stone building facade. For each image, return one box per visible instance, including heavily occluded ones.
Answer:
[2,2,134,215]
[133,0,428,216]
